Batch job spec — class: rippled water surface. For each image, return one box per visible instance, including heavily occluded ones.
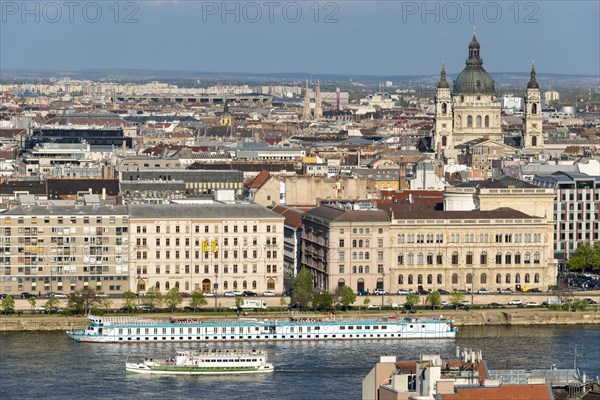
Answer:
[1,326,599,400]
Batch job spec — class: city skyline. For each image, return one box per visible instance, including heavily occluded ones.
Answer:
[1,1,599,76]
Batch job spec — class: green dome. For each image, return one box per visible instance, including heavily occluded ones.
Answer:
[453,66,495,95]
[452,34,496,95]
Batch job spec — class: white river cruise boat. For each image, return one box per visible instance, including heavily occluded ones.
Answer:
[126,349,274,375]
[67,315,457,343]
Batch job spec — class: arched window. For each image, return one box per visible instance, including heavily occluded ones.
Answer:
[525,273,530,283]
[359,266,363,273]
[515,273,521,284]
[441,103,447,114]
[505,252,512,264]
[357,278,365,293]
[437,274,443,284]
[427,274,433,284]
[442,136,447,146]
[407,253,414,265]
[452,252,459,264]
[532,103,537,115]
[243,280,248,289]
[338,279,345,290]
[224,281,229,290]
[267,278,275,290]
[174,281,180,289]
[165,281,170,290]
[466,273,473,284]
[365,266,370,274]
[365,252,370,260]
[252,280,257,289]
[467,115,473,127]
[534,273,540,283]
[408,274,414,285]
[496,274,501,284]
[365,240,370,247]
[466,252,473,264]
[484,115,490,127]
[233,281,238,289]
[480,273,487,284]
[398,275,404,285]
[352,239,357,247]
[184,281,189,291]
[476,115,482,127]
[506,274,511,284]
[417,253,424,265]
[352,252,357,260]
[358,240,363,248]
[534,252,540,264]
[532,136,537,147]
[358,252,363,260]
[524,252,531,264]
[480,251,487,264]
[155,281,160,290]
[452,273,458,284]
[417,274,423,284]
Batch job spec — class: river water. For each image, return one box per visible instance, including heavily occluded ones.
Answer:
[1,326,599,400]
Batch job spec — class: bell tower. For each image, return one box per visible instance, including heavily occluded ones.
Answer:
[524,63,543,152]
[433,63,453,157]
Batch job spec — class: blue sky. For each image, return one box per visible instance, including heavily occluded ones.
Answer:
[1,1,599,75]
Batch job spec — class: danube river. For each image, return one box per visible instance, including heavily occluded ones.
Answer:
[1,326,599,400]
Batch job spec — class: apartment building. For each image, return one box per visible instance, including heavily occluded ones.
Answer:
[533,171,600,262]
[1,206,130,295]
[129,203,284,295]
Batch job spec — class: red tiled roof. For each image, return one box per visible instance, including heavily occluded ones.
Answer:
[271,205,304,228]
[441,384,552,400]
[246,170,271,189]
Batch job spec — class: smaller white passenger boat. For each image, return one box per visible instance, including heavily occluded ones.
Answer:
[125,349,274,375]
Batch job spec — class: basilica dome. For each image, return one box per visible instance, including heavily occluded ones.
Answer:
[452,34,496,95]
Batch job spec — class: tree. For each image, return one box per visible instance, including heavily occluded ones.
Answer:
[312,291,333,311]
[27,296,36,311]
[164,287,183,312]
[340,286,357,309]
[569,243,600,272]
[142,287,163,311]
[122,290,137,312]
[44,297,60,315]
[189,290,207,312]
[363,296,371,308]
[449,290,465,307]
[405,293,420,311]
[67,288,99,315]
[1,296,15,315]
[100,298,112,313]
[292,268,314,310]
[426,292,442,310]
[234,297,243,311]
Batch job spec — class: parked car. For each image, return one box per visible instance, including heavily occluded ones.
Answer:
[204,293,215,298]
[397,289,411,295]
[262,291,276,297]
[367,304,380,309]
[373,289,389,296]
[478,289,490,294]
[436,289,449,295]
[460,300,471,306]
[288,302,300,309]
[584,298,597,305]
[224,291,237,297]
[529,288,542,293]
[243,291,257,297]
[180,292,191,298]
[136,305,152,312]
[500,288,513,294]
[440,301,451,307]
[20,292,36,299]
[508,299,523,305]
[357,290,370,296]
[525,301,540,307]
[48,292,68,299]
[488,302,502,308]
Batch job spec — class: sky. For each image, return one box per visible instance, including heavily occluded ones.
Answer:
[1,0,599,76]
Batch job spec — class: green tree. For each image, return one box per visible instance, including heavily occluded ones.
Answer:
[569,243,600,272]
[44,297,60,315]
[235,297,243,311]
[1,296,15,315]
[340,286,357,309]
[27,296,36,312]
[142,287,163,311]
[313,291,333,311]
[405,293,420,311]
[67,288,99,315]
[363,296,371,308]
[292,268,314,310]
[100,298,113,313]
[449,290,465,306]
[189,290,207,312]
[122,290,137,312]
[426,292,442,310]
[164,287,183,312]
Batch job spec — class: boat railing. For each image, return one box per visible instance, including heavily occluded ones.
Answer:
[91,316,158,326]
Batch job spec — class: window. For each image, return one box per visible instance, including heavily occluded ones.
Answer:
[480,273,487,284]
[339,265,345,273]
[534,273,540,283]
[506,274,511,284]
[436,254,443,264]
[398,275,404,285]
[533,252,540,264]
[417,253,423,265]
[397,254,404,265]
[427,274,432,284]
[524,273,530,283]
[480,252,487,264]
[496,253,502,264]
[407,253,414,265]
[524,252,531,264]
[505,253,511,264]
[451,252,458,264]
[408,275,414,285]
[451,274,458,284]
[496,274,501,284]
[515,253,521,264]
[466,252,473,264]
[515,273,521,284]
[437,274,442,284]
[426,253,433,265]
[466,273,472,284]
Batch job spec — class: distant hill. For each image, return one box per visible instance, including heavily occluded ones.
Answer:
[1,68,598,89]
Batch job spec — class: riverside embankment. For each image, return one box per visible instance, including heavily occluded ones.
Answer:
[1,309,600,332]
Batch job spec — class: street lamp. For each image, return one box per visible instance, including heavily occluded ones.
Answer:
[214,273,218,309]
